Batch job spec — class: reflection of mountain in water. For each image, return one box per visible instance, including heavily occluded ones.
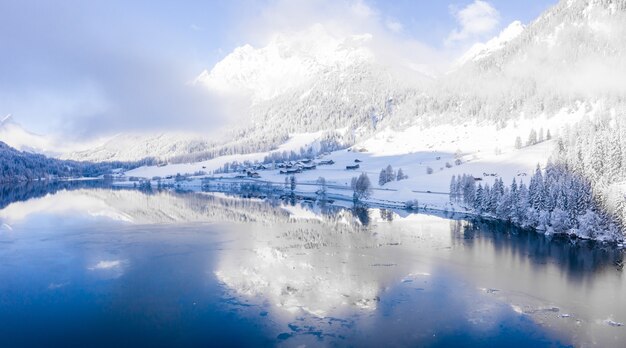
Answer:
[0,180,108,210]
[0,186,374,229]
[1,187,623,321]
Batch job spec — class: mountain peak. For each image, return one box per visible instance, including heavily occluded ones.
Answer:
[195,25,374,102]
[456,20,525,66]
[0,114,13,126]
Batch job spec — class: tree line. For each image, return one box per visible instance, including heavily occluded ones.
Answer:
[0,141,143,183]
[450,162,622,240]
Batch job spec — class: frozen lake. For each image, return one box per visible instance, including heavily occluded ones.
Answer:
[0,185,624,347]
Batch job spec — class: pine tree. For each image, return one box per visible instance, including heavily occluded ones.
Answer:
[529,165,544,210]
[482,184,492,213]
[352,172,372,201]
[474,184,484,212]
[385,165,395,183]
[607,131,622,184]
[515,136,523,149]
[450,175,457,201]
[515,181,529,224]
[396,168,406,181]
[496,190,512,220]
[527,129,538,146]
[379,169,387,186]
[463,175,476,207]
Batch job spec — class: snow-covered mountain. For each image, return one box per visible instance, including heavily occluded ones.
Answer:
[61,132,215,163]
[455,21,526,66]
[196,24,376,102]
[194,25,428,155]
[57,0,626,164]
[65,25,425,163]
[408,0,626,127]
[0,115,58,155]
[197,0,626,157]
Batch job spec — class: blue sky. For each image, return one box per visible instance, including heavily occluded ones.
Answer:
[0,0,557,138]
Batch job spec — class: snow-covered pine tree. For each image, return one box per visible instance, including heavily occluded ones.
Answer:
[379,169,387,186]
[385,165,395,183]
[481,184,491,214]
[515,136,523,149]
[450,175,457,201]
[474,184,484,212]
[527,129,538,146]
[396,168,406,181]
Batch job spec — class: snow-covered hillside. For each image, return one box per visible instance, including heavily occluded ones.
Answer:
[125,104,589,213]
[455,21,525,67]
[61,132,215,163]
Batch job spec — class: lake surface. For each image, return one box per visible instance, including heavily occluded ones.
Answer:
[0,185,624,347]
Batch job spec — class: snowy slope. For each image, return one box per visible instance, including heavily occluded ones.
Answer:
[455,21,525,66]
[125,103,591,217]
[126,132,325,178]
[62,132,215,163]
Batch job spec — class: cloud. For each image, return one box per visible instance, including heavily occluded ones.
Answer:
[447,1,500,44]
[386,18,403,33]
[240,0,451,76]
[0,1,232,140]
[0,0,466,140]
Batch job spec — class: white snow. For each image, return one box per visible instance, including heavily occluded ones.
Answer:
[126,105,587,213]
[195,24,374,102]
[125,131,324,178]
[456,21,525,66]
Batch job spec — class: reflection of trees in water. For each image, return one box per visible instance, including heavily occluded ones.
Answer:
[0,180,110,210]
[353,206,370,226]
[210,186,373,229]
[451,219,624,281]
[379,209,393,222]
[0,183,375,232]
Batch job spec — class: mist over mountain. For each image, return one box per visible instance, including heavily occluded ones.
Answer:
[53,0,625,164]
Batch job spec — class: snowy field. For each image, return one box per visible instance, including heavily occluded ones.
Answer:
[126,107,594,215]
[125,107,589,212]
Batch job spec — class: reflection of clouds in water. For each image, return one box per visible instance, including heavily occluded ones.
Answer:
[89,260,123,270]
[48,282,69,290]
[0,189,294,225]
[88,259,127,279]
[0,190,134,224]
[215,209,447,317]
